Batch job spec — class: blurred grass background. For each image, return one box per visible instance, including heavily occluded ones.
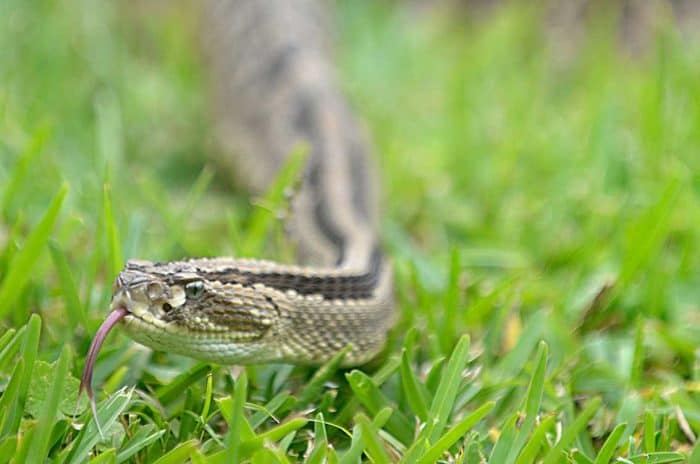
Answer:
[1,0,699,461]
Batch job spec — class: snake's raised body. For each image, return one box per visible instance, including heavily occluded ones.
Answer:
[81,0,394,402]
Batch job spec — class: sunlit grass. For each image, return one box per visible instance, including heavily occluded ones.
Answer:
[0,0,699,461]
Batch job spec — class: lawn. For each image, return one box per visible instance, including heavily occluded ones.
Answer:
[1,1,699,462]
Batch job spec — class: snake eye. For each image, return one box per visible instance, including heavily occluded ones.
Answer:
[185,281,205,299]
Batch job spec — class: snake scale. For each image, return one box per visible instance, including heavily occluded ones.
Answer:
[81,0,395,406]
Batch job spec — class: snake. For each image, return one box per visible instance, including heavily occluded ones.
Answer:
[80,0,395,416]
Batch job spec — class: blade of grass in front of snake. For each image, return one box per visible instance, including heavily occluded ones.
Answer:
[79,307,128,436]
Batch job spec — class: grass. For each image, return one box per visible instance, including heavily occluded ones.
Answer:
[1,0,700,462]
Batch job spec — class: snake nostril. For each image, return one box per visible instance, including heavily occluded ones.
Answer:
[162,303,173,312]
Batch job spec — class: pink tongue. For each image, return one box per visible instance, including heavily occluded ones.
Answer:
[80,307,129,429]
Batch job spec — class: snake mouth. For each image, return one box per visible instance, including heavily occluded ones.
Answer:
[79,306,129,430]
[79,295,176,411]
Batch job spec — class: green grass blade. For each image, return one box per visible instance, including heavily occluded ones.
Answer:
[489,413,518,463]
[495,311,546,379]
[167,165,215,252]
[18,315,42,398]
[251,448,284,464]
[0,436,17,462]
[572,449,595,464]
[515,415,556,464]
[417,401,494,464]
[49,240,87,330]
[241,144,308,256]
[252,418,308,444]
[217,398,254,440]
[13,422,36,464]
[373,407,394,429]
[506,341,548,463]
[0,183,68,319]
[89,448,116,464]
[231,419,308,461]
[423,357,444,395]
[615,394,643,447]
[627,452,686,463]
[629,317,645,389]
[0,125,50,219]
[355,413,391,464]
[67,389,133,464]
[94,90,123,168]
[0,327,22,381]
[326,447,339,464]
[178,389,198,441]
[542,397,602,464]
[400,349,429,421]
[277,430,296,455]
[25,344,71,463]
[524,342,548,420]
[183,166,215,218]
[0,328,15,353]
[201,372,214,424]
[6,314,42,434]
[618,180,680,291]
[339,425,363,464]
[250,391,292,429]
[102,183,122,281]
[225,370,249,463]
[116,426,165,463]
[306,412,328,464]
[424,334,470,444]
[593,423,626,464]
[401,439,429,464]
[644,411,656,453]
[102,365,129,397]
[441,249,461,353]
[151,439,198,464]
[155,362,210,404]
[335,356,401,427]
[345,370,414,444]
[688,441,700,464]
[0,358,23,436]
[315,411,328,443]
[298,344,350,406]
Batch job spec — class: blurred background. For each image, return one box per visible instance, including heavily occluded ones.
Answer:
[1,0,700,456]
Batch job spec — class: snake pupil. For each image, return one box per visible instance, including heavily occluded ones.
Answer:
[185,281,205,299]
[162,302,173,312]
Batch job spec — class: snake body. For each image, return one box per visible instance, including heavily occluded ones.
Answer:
[87,0,394,371]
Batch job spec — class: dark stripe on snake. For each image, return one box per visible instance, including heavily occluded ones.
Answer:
[191,246,383,300]
[294,92,348,264]
[347,136,372,222]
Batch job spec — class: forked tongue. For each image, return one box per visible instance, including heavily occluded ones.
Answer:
[79,307,129,437]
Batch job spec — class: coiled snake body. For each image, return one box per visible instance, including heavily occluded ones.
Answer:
[81,0,395,406]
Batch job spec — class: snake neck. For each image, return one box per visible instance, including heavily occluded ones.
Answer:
[204,0,381,272]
